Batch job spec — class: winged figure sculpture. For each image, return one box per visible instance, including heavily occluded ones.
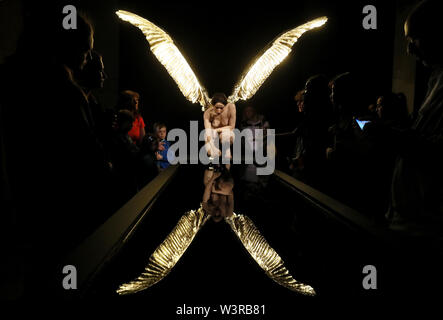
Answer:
[115,10,327,296]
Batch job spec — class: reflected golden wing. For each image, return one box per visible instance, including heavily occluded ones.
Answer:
[226,213,316,296]
[228,17,327,103]
[116,206,210,295]
[116,10,210,110]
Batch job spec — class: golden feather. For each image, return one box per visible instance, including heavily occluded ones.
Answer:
[226,213,316,296]
[228,16,328,103]
[116,10,210,110]
[116,206,210,295]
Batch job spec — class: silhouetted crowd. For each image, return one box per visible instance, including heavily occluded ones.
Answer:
[0,7,174,293]
[282,73,410,221]
[241,0,443,240]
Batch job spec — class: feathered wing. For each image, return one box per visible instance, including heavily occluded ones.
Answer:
[116,206,210,295]
[116,10,210,110]
[225,213,316,296]
[228,17,328,104]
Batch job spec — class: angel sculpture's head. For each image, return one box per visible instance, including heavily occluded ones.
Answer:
[211,93,228,115]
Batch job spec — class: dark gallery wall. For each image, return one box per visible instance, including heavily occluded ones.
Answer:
[0,0,23,64]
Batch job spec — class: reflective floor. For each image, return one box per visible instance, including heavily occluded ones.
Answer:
[87,165,443,312]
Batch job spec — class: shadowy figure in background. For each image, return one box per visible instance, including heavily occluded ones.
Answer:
[76,50,115,143]
[1,8,112,296]
[238,105,271,207]
[296,75,332,190]
[118,90,146,145]
[383,0,443,237]
[360,92,410,220]
[375,92,409,127]
[367,103,377,118]
[327,72,360,161]
[109,110,159,206]
[108,110,140,204]
[289,89,307,179]
[326,72,372,209]
[138,133,161,186]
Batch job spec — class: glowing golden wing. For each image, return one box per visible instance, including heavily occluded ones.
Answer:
[116,206,210,295]
[226,213,316,296]
[116,10,210,110]
[228,17,328,104]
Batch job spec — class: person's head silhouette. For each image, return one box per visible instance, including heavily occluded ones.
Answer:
[405,0,443,67]
[78,50,107,91]
[55,13,94,71]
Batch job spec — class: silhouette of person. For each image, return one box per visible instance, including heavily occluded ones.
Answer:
[118,90,146,145]
[298,75,332,189]
[386,0,443,236]
[1,8,114,297]
[76,50,114,141]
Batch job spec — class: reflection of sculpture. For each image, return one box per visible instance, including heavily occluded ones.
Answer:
[115,10,325,297]
[202,168,234,222]
[117,205,316,296]
[117,168,315,296]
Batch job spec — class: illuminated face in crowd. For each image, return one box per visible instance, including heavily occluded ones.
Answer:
[156,126,167,140]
